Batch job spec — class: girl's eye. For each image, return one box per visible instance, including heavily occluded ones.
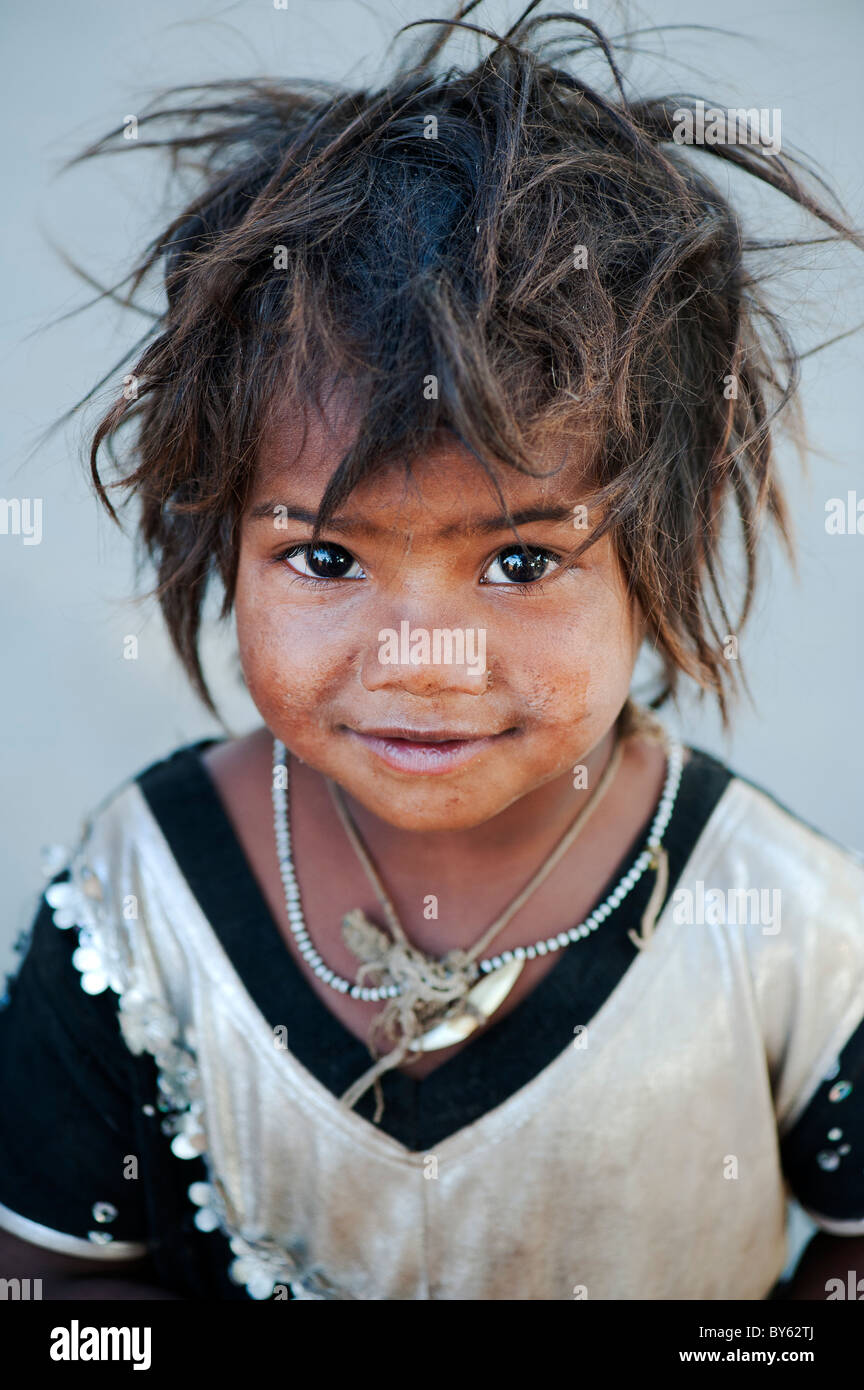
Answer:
[481,545,561,586]
[280,542,366,581]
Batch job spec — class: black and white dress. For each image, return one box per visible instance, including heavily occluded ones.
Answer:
[1,739,863,1299]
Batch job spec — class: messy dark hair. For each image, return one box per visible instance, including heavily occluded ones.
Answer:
[57,0,863,726]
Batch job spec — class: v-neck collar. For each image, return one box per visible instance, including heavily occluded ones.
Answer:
[136,737,733,1151]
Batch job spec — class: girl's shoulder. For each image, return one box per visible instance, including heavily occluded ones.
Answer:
[58,736,229,876]
[730,756,862,870]
[26,738,231,1024]
[683,741,864,898]
[681,744,864,1017]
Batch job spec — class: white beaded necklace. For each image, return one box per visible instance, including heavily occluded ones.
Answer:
[271,730,684,1004]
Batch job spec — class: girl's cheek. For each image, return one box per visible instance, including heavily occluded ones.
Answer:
[514,598,626,694]
[235,599,355,726]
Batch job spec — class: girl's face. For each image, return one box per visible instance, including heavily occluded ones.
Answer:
[234,394,645,832]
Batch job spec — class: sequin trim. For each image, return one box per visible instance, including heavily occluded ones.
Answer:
[47,841,350,1300]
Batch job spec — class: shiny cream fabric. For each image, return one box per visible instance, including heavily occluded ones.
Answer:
[71,773,864,1299]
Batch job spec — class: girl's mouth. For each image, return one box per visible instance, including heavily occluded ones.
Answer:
[346,726,514,775]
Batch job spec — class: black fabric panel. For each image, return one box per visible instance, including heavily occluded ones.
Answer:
[779,1012,864,1223]
[0,874,149,1245]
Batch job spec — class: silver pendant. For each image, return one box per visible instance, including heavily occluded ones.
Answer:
[407,957,525,1052]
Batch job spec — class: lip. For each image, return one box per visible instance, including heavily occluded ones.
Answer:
[346,725,514,775]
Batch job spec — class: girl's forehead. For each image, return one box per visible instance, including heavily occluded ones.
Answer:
[252,391,600,529]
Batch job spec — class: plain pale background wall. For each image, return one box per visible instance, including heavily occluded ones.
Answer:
[1,0,862,1286]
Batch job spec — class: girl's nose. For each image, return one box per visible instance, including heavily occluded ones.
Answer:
[359,616,489,697]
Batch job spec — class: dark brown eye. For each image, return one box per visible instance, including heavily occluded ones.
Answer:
[282,543,365,580]
[482,546,559,585]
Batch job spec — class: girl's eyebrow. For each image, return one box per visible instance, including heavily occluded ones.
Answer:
[247,501,578,538]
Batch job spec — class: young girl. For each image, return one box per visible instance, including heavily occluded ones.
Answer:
[1,2,863,1301]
